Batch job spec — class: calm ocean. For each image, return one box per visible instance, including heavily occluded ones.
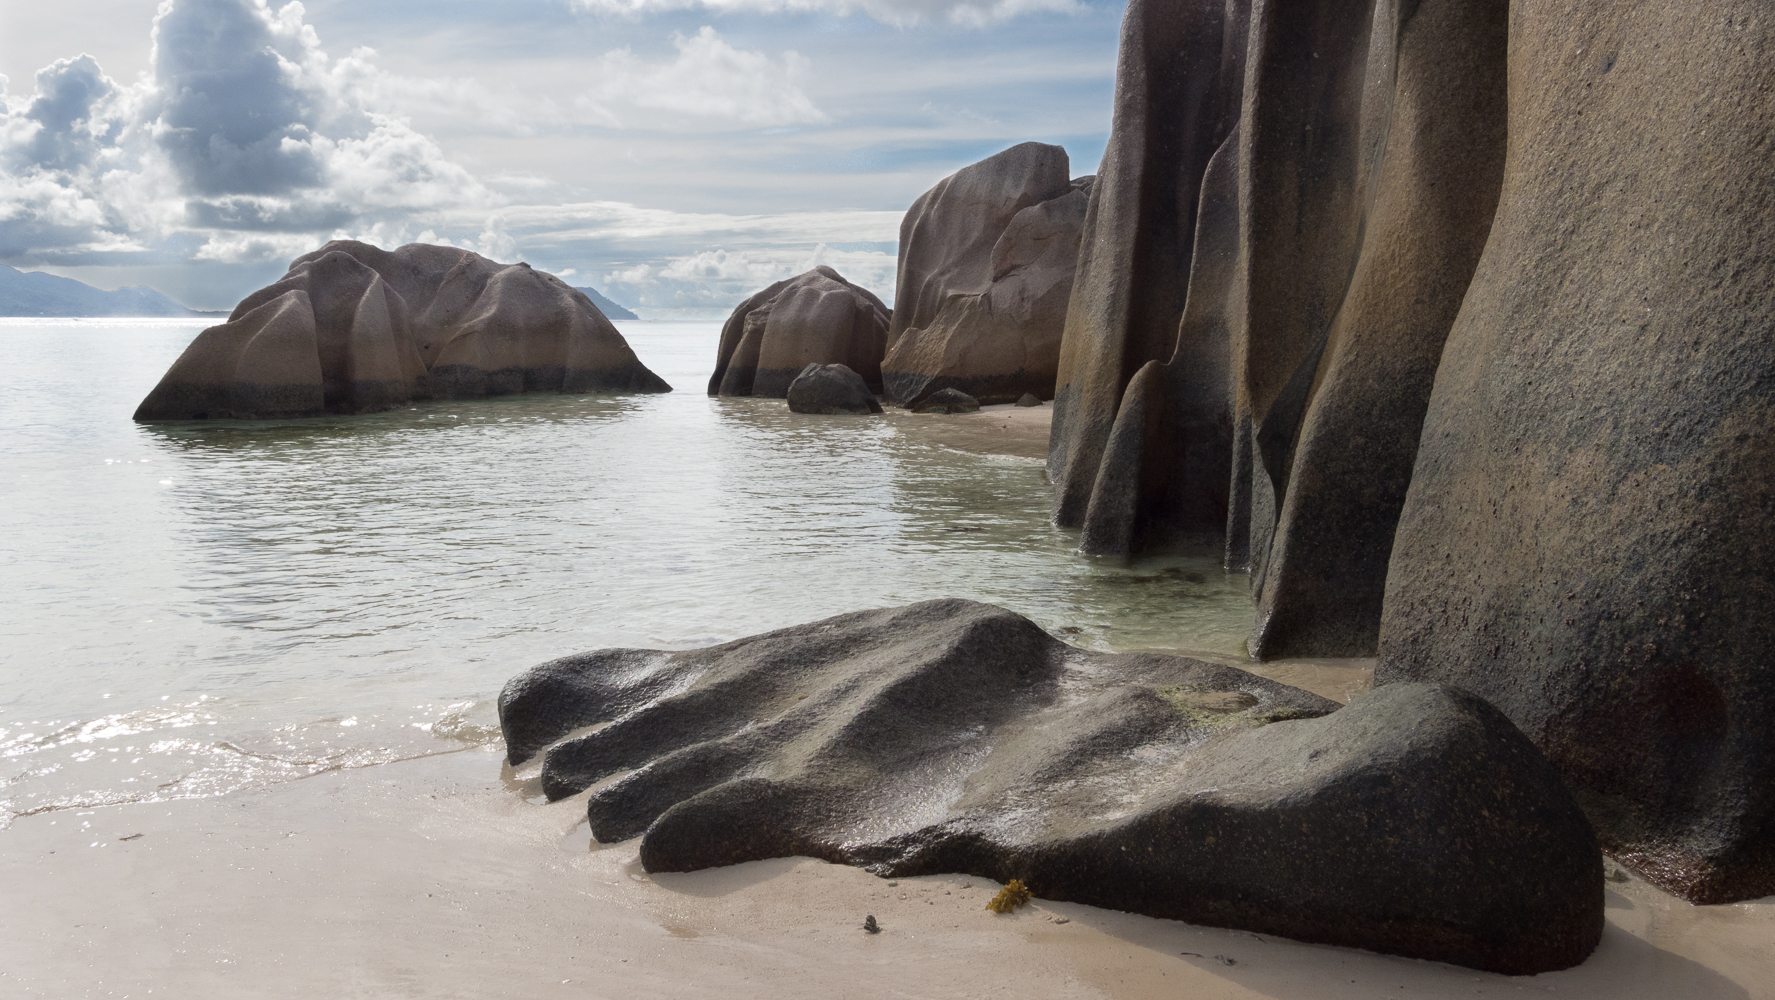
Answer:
[0,318,1250,830]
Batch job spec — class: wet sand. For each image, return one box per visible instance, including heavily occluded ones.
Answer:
[6,400,1771,999]
[889,400,1054,459]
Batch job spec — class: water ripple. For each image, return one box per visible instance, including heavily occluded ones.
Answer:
[0,320,1255,826]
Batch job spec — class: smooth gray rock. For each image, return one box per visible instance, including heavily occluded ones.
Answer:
[910,388,980,415]
[500,599,1603,975]
[1377,0,1775,905]
[710,268,891,399]
[134,241,669,421]
[883,143,1089,406]
[1015,393,1043,408]
[786,364,882,416]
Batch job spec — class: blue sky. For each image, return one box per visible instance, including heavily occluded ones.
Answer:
[0,0,1121,314]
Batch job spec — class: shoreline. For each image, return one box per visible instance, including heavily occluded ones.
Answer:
[5,747,1768,999]
[887,401,1054,460]
[6,400,1770,999]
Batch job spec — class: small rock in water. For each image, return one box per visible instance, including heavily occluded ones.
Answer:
[863,915,881,934]
[1606,866,1631,884]
[786,363,884,416]
[1015,393,1043,407]
[911,388,981,414]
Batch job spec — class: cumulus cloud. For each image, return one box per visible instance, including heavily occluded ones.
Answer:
[3,0,1066,311]
[0,0,493,272]
[585,27,825,128]
[146,0,491,222]
[569,0,1082,28]
[5,56,121,172]
[148,0,329,195]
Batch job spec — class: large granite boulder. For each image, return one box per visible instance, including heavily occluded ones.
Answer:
[1044,0,1775,905]
[1239,0,1509,658]
[1053,0,1509,664]
[708,267,890,399]
[881,143,1090,407]
[501,599,1604,975]
[1376,0,1775,905]
[1047,0,1247,541]
[786,363,882,415]
[134,242,669,421]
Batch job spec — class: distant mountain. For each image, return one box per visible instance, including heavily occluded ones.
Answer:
[576,286,639,321]
[0,265,207,317]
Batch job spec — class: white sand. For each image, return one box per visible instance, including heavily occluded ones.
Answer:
[3,748,1769,999]
[889,401,1054,459]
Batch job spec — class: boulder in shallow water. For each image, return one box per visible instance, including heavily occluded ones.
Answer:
[134,241,669,421]
[500,599,1603,975]
[910,388,980,415]
[709,267,891,399]
[786,364,882,416]
[882,143,1090,407]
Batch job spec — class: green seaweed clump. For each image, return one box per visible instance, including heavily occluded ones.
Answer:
[986,879,1033,914]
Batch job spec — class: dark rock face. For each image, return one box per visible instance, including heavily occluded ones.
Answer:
[1048,0,1248,545]
[1047,0,1774,904]
[1242,0,1510,659]
[1053,0,1509,659]
[882,143,1090,407]
[500,599,1603,975]
[1376,0,1775,905]
[134,242,669,421]
[910,388,980,415]
[785,364,883,416]
[709,267,891,399]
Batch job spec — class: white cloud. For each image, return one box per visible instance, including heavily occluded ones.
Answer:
[4,56,121,172]
[0,0,1116,312]
[569,0,1082,28]
[583,27,825,128]
[0,0,494,269]
[499,200,900,246]
[600,243,895,311]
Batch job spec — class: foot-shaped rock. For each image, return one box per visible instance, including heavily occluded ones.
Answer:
[500,599,1602,975]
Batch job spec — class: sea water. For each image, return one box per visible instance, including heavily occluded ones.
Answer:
[0,318,1253,829]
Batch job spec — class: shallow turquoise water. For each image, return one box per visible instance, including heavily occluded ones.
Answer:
[0,318,1253,827]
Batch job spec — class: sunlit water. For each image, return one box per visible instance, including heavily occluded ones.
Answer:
[0,318,1254,830]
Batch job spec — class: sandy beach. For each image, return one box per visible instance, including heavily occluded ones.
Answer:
[888,401,1056,460]
[4,403,1770,1000]
[6,742,1770,999]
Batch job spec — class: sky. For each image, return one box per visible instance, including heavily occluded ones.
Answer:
[0,0,1121,314]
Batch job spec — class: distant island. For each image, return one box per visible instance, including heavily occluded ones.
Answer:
[576,286,639,321]
[0,264,212,317]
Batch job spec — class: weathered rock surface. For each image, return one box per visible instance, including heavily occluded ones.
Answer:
[910,388,979,415]
[1048,0,1247,542]
[134,242,669,421]
[709,268,891,399]
[1376,0,1775,905]
[1045,0,1775,905]
[882,144,1090,407]
[785,364,882,416]
[1054,0,1509,661]
[500,599,1603,975]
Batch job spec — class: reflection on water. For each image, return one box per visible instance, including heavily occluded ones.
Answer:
[0,319,1254,829]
